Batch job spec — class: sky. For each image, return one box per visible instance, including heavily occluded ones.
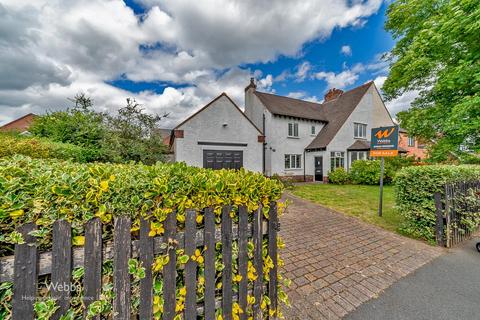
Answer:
[0,0,417,128]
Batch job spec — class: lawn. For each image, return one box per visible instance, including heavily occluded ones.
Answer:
[291,184,404,233]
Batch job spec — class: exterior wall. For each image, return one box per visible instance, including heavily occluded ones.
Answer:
[0,114,36,132]
[325,85,395,177]
[399,132,428,160]
[174,95,262,172]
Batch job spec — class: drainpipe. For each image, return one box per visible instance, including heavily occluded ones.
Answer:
[262,114,266,175]
[303,150,306,182]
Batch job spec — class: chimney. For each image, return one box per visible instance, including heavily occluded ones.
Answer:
[244,77,256,92]
[324,88,344,102]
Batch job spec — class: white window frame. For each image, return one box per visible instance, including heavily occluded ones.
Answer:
[354,123,367,139]
[285,154,302,169]
[330,151,345,171]
[408,136,415,147]
[350,151,368,164]
[288,122,299,138]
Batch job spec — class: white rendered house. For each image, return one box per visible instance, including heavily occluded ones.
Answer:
[171,79,395,181]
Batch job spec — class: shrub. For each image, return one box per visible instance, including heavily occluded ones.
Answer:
[271,173,294,189]
[0,133,96,162]
[0,156,286,318]
[328,167,350,184]
[349,160,382,184]
[395,165,480,242]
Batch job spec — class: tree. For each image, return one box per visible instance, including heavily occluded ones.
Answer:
[31,95,169,164]
[383,0,480,162]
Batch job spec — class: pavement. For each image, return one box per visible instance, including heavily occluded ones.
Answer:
[279,193,443,320]
[346,236,480,320]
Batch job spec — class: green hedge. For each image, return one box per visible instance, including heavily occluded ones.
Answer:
[0,156,285,319]
[395,165,480,242]
[328,167,350,184]
[0,133,97,162]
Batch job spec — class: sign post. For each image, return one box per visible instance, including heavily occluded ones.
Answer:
[370,126,399,217]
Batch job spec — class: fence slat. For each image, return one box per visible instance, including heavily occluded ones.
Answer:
[434,192,445,247]
[268,203,278,319]
[204,207,216,320]
[163,211,177,320]
[51,220,72,320]
[12,223,37,320]
[253,208,263,320]
[222,206,233,320]
[238,206,248,320]
[113,216,131,320]
[184,209,197,320]
[84,218,102,318]
[139,217,154,320]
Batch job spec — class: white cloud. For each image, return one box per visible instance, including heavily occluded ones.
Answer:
[372,75,419,118]
[340,45,352,56]
[295,61,311,82]
[314,70,359,89]
[0,0,384,126]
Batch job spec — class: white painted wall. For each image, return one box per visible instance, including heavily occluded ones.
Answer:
[174,95,263,172]
[325,85,395,175]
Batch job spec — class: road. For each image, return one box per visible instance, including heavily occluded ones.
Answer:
[346,237,480,320]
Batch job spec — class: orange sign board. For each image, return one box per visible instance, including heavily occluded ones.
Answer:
[370,149,399,157]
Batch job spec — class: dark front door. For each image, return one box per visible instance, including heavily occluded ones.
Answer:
[203,150,243,170]
[314,156,323,181]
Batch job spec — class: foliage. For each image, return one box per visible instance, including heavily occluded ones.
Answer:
[328,167,350,185]
[30,94,168,164]
[0,155,286,319]
[349,157,415,185]
[395,165,480,242]
[0,133,96,162]
[384,0,480,161]
[270,174,294,190]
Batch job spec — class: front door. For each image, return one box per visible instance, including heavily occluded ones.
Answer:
[314,156,323,181]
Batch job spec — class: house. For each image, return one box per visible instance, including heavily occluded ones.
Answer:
[0,113,37,133]
[398,128,428,160]
[170,79,395,181]
[170,93,264,172]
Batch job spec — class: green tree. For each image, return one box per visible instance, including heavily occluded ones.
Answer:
[383,0,480,162]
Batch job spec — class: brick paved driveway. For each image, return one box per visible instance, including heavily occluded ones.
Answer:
[280,193,443,320]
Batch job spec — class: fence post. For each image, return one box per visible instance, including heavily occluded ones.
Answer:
[113,216,132,320]
[434,192,445,247]
[51,220,72,320]
[268,203,278,319]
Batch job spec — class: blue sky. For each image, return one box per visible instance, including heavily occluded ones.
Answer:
[0,0,414,128]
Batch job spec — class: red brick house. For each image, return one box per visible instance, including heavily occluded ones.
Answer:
[0,113,37,133]
[399,128,428,160]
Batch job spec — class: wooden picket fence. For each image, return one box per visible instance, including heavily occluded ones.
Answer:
[0,204,279,320]
[434,181,480,247]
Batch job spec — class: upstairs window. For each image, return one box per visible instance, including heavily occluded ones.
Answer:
[285,154,302,169]
[408,136,415,147]
[288,122,299,137]
[354,123,367,139]
[311,125,316,135]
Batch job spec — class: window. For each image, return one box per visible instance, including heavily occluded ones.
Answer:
[354,123,367,139]
[285,154,302,169]
[288,122,299,137]
[311,125,316,135]
[330,152,345,171]
[351,151,368,164]
[408,136,415,147]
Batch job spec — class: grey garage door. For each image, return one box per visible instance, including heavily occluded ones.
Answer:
[203,150,243,170]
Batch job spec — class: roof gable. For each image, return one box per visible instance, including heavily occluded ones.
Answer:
[173,92,263,133]
[306,82,374,150]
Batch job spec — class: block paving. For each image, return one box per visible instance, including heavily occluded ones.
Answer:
[279,193,443,319]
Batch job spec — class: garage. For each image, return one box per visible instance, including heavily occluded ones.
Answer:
[203,150,243,170]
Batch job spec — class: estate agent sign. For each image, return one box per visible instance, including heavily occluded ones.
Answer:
[370,126,399,157]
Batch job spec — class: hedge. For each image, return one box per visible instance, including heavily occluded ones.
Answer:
[395,165,480,242]
[0,133,97,163]
[328,167,350,184]
[0,156,286,319]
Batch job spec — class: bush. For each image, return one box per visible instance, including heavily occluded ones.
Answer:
[271,173,294,189]
[0,133,96,162]
[0,156,286,318]
[349,160,382,184]
[328,167,350,184]
[395,165,480,242]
